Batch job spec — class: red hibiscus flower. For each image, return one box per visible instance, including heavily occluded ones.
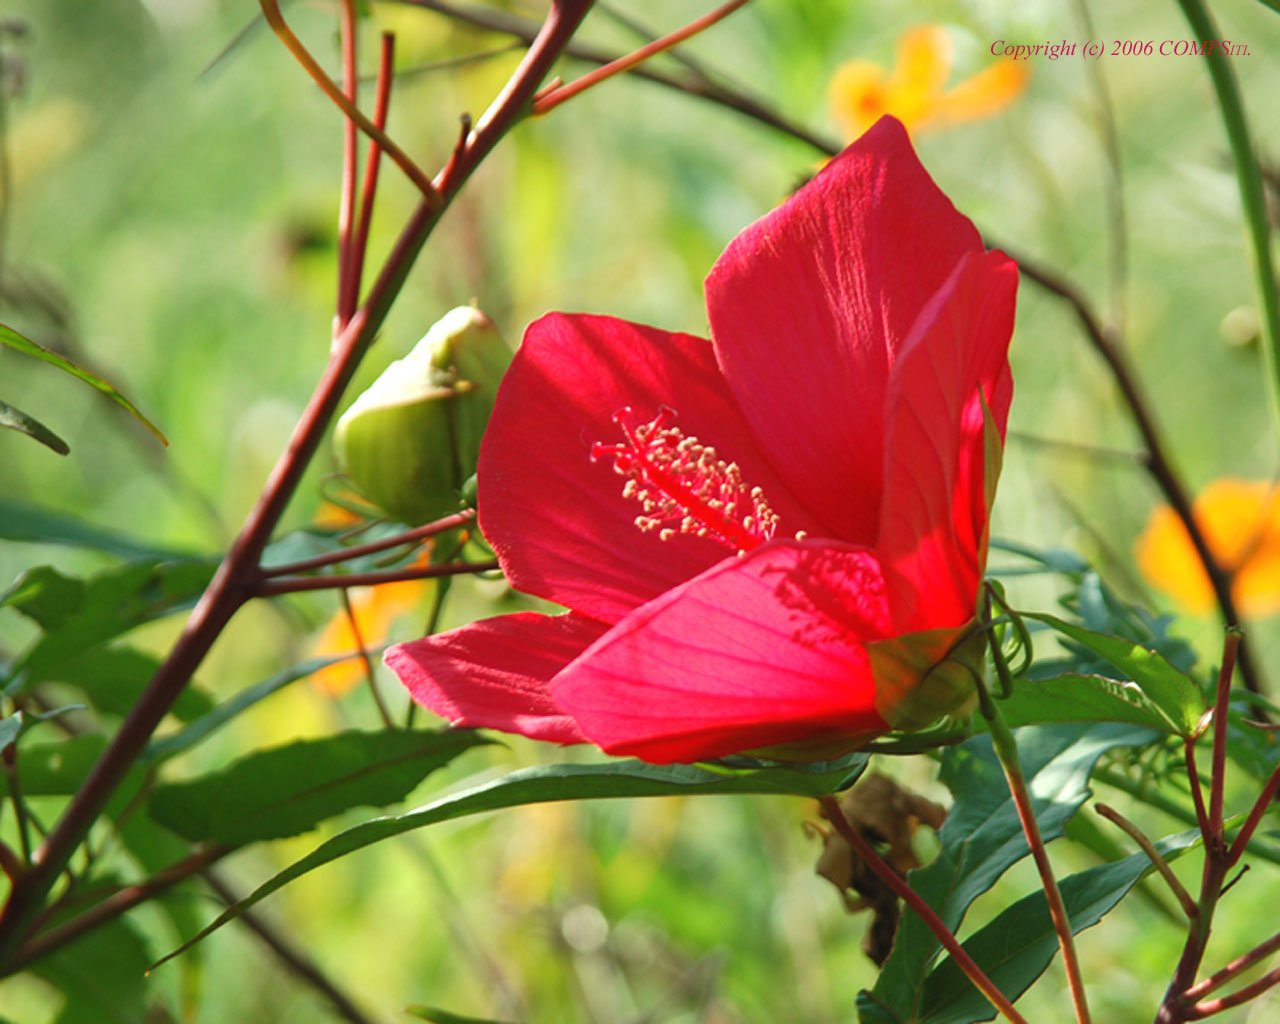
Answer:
[386,117,1018,764]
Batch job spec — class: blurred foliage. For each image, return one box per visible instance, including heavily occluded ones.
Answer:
[1,1,1279,1022]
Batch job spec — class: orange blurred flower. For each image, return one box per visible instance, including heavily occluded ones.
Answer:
[829,25,1029,139]
[1135,478,1280,619]
[310,502,432,695]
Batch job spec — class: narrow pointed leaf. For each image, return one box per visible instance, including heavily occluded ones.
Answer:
[0,498,190,559]
[146,652,367,762]
[147,728,494,847]
[1028,614,1206,736]
[0,712,21,749]
[4,560,217,690]
[910,828,1201,1024]
[998,672,1190,734]
[861,723,1153,1022]
[152,753,867,968]
[0,398,69,453]
[406,1008,515,1024]
[0,322,167,444]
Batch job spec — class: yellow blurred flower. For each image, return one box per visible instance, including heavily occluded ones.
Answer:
[310,501,432,695]
[829,25,1029,139]
[1135,478,1280,619]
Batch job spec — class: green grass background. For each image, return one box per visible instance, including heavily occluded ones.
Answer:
[1,0,1279,1020]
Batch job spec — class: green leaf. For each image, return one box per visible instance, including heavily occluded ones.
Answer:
[146,653,361,761]
[0,398,70,453]
[17,734,147,817]
[1,565,85,630]
[910,829,1202,1024]
[0,711,21,749]
[1027,614,1205,736]
[4,559,216,691]
[153,753,869,968]
[28,908,154,1023]
[999,673,1192,735]
[406,1007,515,1024]
[0,498,190,560]
[0,321,167,444]
[48,645,214,722]
[148,728,494,847]
[861,724,1152,1023]
[988,538,1089,576]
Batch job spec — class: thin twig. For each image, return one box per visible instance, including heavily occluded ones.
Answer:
[260,510,474,578]
[1011,254,1265,703]
[344,32,396,322]
[335,0,359,333]
[531,0,750,114]
[985,709,1092,1023]
[2,743,31,865]
[394,0,839,153]
[7,845,229,972]
[1184,964,1280,1019]
[255,558,497,597]
[202,868,378,1024]
[339,587,394,729]
[817,795,1028,1024]
[258,0,442,206]
[1226,747,1280,866]
[0,841,21,885]
[1183,737,1213,841]
[1095,803,1198,918]
[1208,632,1242,840]
[1182,931,1280,1002]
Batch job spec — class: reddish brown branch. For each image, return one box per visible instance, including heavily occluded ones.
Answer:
[818,795,1028,1024]
[260,511,475,578]
[258,0,441,205]
[1184,964,1280,1019]
[255,558,497,597]
[343,32,396,322]
[202,869,377,1024]
[7,845,230,972]
[1183,931,1280,1003]
[531,0,749,114]
[1096,803,1198,919]
[0,0,594,971]
[336,0,359,331]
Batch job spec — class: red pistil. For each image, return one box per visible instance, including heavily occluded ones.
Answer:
[592,406,779,554]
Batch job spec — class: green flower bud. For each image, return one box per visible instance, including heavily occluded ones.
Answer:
[335,305,511,525]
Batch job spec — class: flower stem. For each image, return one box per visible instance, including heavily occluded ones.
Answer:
[258,0,442,205]
[1172,0,1280,443]
[531,0,750,114]
[981,699,1093,1024]
[343,31,396,323]
[817,795,1028,1024]
[335,0,359,332]
[254,558,497,597]
[1095,803,1198,918]
[259,510,475,577]
[339,587,394,729]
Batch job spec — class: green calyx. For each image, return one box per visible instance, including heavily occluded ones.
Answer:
[334,305,511,526]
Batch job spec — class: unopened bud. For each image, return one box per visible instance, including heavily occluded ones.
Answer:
[335,306,511,525]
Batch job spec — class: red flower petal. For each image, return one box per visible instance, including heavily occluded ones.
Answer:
[877,249,1017,629]
[479,313,825,623]
[705,116,982,543]
[551,540,893,763]
[386,611,609,744]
